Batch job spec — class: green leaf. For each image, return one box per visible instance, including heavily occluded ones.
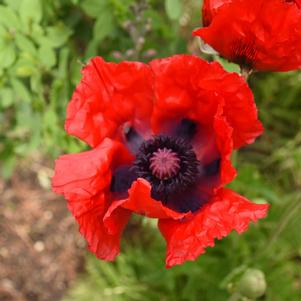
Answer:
[0,25,6,36]
[0,88,14,108]
[44,24,73,48]
[165,0,182,20]
[14,52,37,76]
[4,0,21,11]
[11,78,31,102]
[30,72,43,94]
[0,43,16,68]
[31,24,45,42]
[19,0,42,26]
[81,0,108,18]
[43,109,58,128]
[38,45,56,69]
[0,25,7,49]
[15,65,36,77]
[15,33,36,55]
[93,9,115,42]
[0,5,21,30]
[215,56,240,74]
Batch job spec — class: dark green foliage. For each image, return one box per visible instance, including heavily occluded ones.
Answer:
[0,0,199,177]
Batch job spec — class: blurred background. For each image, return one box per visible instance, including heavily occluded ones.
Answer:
[0,0,301,300]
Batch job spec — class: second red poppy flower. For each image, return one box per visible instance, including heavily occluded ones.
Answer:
[195,0,301,72]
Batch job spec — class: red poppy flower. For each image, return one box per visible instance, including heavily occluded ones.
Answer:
[52,55,268,267]
[195,0,301,72]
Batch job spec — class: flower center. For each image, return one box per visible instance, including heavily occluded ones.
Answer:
[149,148,180,180]
[111,121,222,213]
[133,135,201,199]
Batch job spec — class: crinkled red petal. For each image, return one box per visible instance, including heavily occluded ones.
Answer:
[119,178,191,220]
[191,123,219,167]
[213,103,237,185]
[103,198,132,235]
[65,57,153,147]
[150,54,263,149]
[202,0,233,26]
[75,194,131,261]
[52,138,133,203]
[190,102,236,193]
[196,0,301,71]
[52,138,133,260]
[159,188,269,268]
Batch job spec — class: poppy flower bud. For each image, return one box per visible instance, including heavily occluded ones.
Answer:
[238,269,267,299]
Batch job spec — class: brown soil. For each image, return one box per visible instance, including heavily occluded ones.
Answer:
[0,161,84,301]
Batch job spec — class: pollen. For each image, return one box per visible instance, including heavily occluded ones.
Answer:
[149,148,181,180]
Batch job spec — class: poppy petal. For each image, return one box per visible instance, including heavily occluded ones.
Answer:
[103,198,132,236]
[75,194,130,261]
[52,138,132,203]
[52,139,133,260]
[65,57,153,147]
[120,178,191,219]
[202,0,233,26]
[150,54,263,149]
[213,103,237,185]
[159,188,269,268]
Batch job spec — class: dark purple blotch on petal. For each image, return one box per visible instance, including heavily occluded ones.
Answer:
[110,165,138,194]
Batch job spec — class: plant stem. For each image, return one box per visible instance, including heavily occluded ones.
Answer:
[240,66,253,81]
